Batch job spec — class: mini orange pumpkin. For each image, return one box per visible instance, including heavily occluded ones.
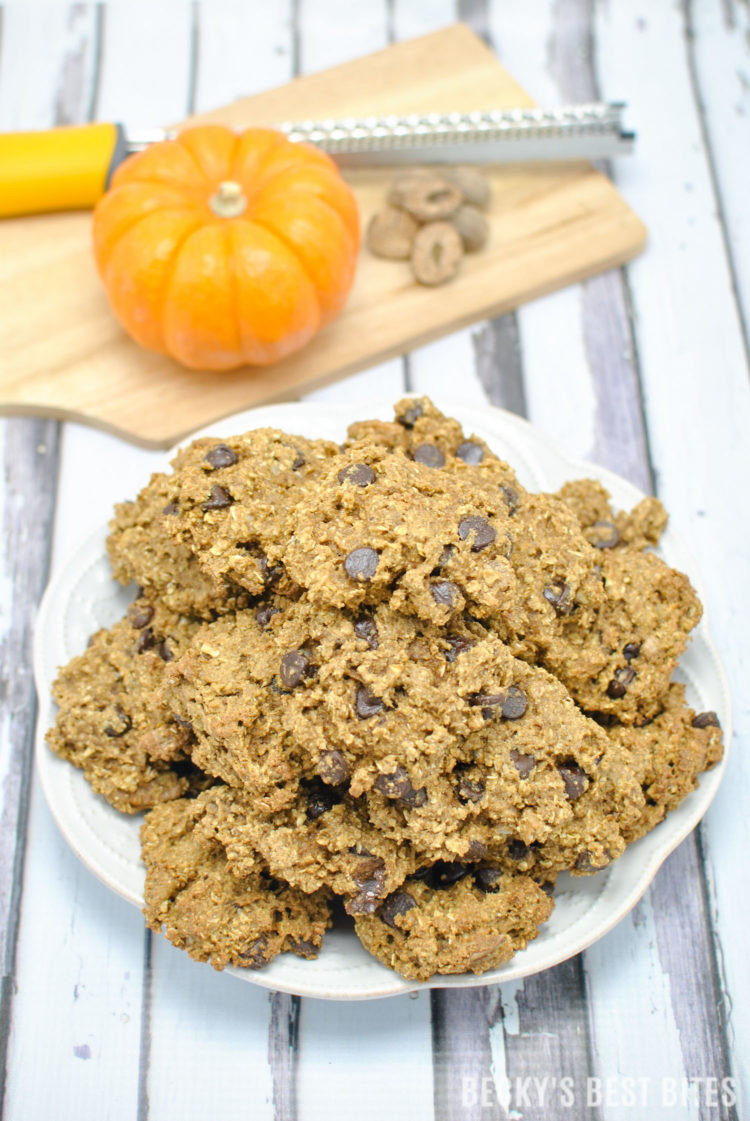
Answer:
[92,125,360,370]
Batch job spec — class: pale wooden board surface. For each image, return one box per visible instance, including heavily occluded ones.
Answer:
[1,2,748,1120]
[0,22,645,448]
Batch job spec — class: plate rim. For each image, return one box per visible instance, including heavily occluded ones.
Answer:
[33,395,733,1000]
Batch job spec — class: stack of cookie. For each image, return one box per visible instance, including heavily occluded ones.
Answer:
[47,398,723,981]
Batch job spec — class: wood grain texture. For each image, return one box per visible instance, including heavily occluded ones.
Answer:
[1,2,747,1119]
[596,3,749,1114]
[0,23,645,446]
[0,9,148,1121]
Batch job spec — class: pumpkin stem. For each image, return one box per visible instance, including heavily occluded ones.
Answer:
[209,180,247,219]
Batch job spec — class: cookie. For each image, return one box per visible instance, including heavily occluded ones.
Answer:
[196,784,416,914]
[541,548,702,723]
[47,600,200,812]
[556,478,668,552]
[107,468,251,619]
[354,870,553,981]
[607,682,723,843]
[47,395,723,982]
[163,429,337,596]
[141,797,331,970]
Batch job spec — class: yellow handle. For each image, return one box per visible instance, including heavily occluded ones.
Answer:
[0,122,122,218]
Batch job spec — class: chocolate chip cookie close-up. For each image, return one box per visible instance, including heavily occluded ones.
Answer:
[45,397,725,982]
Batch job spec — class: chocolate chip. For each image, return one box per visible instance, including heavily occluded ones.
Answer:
[543,581,573,616]
[256,604,280,628]
[305,778,341,821]
[157,641,173,662]
[456,441,484,465]
[475,866,502,892]
[128,603,154,629]
[501,485,519,511]
[338,463,375,487]
[444,635,473,663]
[471,686,526,721]
[432,861,472,888]
[458,516,496,551]
[161,501,178,516]
[239,936,268,969]
[574,849,611,873]
[373,766,425,806]
[539,880,556,897]
[623,642,641,661]
[558,761,588,800]
[401,785,428,808]
[317,749,350,786]
[268,675,291,695]
[344,547,379,580]
[456,777,484,804]
[204,444,238,469]
[379,891,416,929]
[356,685,383,719]
[507,839,530,861]
[502,685,527,720]
[280,650,308,688]
[606,666,636,698]
[354,617,379,648]
[431,580,460,608]
[471,691,506,712]
[104,705,131,738]
[397,402,423,427]
[692,711,721,729]
[466,840,487,859]
[510,750,536,778]
[136,627,155,653]
[258,555,283,588]
[413,443,445,468]
[591,520,619,548]
[291,450,305,470]
[289,938,319,958]
[202,484,233,511]
[346,856,387,914]
[437,544,455,567]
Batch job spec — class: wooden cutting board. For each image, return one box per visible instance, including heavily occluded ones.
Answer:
[0,24,646,448]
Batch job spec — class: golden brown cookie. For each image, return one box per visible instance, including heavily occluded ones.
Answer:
[47,601,201,813]
[354,870,553,980]
[141,797,331,970]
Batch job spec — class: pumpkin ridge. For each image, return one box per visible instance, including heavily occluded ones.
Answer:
[109,177,207,205]
[172,133,228,188]
[98,202,203,267]
[230,130,288,186]
[246,215,322,296]
[152,219,207,355]
[221,223,245,364]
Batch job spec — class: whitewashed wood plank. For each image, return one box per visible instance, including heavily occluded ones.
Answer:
[687,0,750,362]
[3,780,146,1121]
[303,358,405,403]
[298,993,435,1121]
[192,0,295,109]
[595,1,748,1114]
[0,8,149,1121]
[296,0,389,74]
[94,1,195,128]
[406,329,487,408]
[145,939,276,1119]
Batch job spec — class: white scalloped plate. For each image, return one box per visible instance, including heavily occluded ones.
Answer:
[34,399,732,1000]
